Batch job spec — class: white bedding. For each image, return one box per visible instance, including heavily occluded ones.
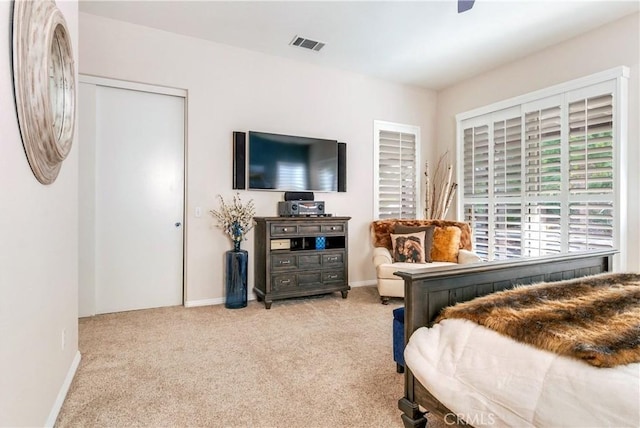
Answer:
[405,318,640,427]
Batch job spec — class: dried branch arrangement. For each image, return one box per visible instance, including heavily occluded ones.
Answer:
[425,151,458,219]
[210,193,256,250]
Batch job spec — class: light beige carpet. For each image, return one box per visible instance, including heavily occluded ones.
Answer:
[56,286,446,428]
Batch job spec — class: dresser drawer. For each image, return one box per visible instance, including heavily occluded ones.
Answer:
[272,274,297,291]
[323,271,344,283]
[270,224,298,236]
[322,252,344,267]
[298,254,322,269]
[271,254,297,270]
[297,272,323,287]
[322,223,345,234]
[298,224,322,234]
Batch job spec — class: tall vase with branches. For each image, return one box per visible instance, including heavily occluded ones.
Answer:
[210,193,255,309]
[425,151,458,219]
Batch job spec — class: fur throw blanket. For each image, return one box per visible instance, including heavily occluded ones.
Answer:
[436,273,640,367]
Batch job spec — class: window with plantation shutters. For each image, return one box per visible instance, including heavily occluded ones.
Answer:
[458,68,627,264]
[374,121,420,219]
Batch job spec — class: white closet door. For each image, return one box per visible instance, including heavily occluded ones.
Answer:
[93,85,184,314]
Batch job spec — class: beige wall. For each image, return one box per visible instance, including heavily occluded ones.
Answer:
[78,13,438,307]
[436,13,640,271]
[0,1,80,426]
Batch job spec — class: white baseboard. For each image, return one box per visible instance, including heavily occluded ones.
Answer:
[185,281,376,307]
[184,297,224,307]
[45,350,81,427]
[184,295,256,308]
[349,279,377,288]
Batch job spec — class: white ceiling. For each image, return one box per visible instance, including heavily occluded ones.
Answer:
[78,0,640,90]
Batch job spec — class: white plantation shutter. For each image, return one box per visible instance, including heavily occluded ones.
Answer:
[463,125,489,196]
[493,202,522,259]
[464,203,489,259]
[463,123,491,259]
[493,116,523,259]
[374,122,420,219]
[569,202,614,251]
[524,202,561,256]
[493,117,522,196]
[568,95,614,195]
[525,106,562,196]
[458,71,625,262]
[567,93,614,252]
[521,104,563,255]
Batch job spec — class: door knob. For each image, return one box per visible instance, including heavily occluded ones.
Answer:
[175,222,182,227]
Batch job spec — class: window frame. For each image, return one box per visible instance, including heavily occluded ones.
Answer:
[456,66,629,270]
[373,120,421,219]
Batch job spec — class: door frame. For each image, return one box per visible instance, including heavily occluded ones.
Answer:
[78,74,188,316]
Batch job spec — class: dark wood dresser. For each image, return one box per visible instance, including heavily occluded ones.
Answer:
[253,216,351,309]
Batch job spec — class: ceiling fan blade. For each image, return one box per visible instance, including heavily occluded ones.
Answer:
[458,0,475,13]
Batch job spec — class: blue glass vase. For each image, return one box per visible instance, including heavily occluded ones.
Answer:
[225,249,248,309]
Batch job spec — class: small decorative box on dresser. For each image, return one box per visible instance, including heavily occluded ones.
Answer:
[253,216,351,309]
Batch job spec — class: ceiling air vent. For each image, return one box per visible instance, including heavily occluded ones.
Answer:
[290,35,325,52]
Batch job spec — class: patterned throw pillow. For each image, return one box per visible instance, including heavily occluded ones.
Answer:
[393,225,435,262]
[431,226,462,263]
[390,231,426,263]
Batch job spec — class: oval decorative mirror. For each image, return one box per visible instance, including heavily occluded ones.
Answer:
[13,0,76,185]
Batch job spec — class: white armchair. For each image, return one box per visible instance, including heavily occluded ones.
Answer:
[370,219,482,304]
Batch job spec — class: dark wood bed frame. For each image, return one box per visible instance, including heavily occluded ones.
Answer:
[394,249,616,428]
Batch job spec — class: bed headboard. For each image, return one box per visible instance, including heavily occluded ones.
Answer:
[395,250,616,426]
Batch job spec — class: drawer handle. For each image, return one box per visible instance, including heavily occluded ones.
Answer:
[279,260,291,265]
[330,226,336,231]
[282,228,288,232]
[327,274,337,279]
[328,257,338,262]
[281,279,291,284]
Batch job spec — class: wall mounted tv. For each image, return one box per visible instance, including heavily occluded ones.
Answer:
[248,131,339,192]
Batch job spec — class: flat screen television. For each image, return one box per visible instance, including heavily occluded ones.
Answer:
[248,131,338,192]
